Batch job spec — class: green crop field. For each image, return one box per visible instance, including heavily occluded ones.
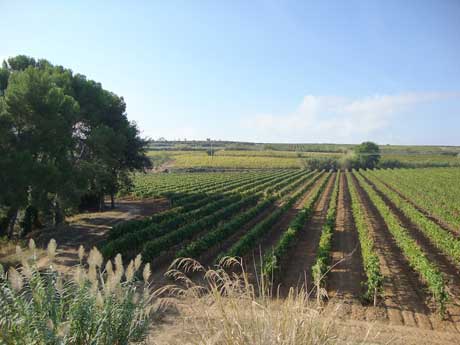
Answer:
[147,144,460,170]
[101,166,460,323]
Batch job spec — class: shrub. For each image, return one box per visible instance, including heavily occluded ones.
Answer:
[302,157,338,171]
[0,240,157,345]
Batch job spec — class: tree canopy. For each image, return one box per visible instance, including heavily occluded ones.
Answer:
[0,55,151,237]
[354,141,381,169]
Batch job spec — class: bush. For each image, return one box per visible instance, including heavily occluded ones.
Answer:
[377,159,405,169]
[354,142,380,169]
[302,158,338,171]
[0,240,157,345]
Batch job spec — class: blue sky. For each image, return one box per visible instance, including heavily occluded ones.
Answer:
[2,0,460,145]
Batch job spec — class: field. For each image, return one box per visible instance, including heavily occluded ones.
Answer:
[147,144,460,170]
[102,167,460,334]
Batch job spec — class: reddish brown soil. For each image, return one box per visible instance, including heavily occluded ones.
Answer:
[350,172,435,330]
[240,173,329,282]
[326,173,367,322]
[277,173,335,296]
[361,173,460,332]
[140,174,314,288]
[33,198,170,272]
[198,173,324,266]
[198,203,278,265]
[149,172,328,289]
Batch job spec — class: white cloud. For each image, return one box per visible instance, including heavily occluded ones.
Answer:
[243,92,460,143]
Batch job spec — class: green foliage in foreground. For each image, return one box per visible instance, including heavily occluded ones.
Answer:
[0,241,154,345]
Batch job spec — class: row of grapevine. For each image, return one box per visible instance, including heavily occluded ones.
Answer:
[168,170,297,211]
[170,170,295,205]
[170,153,302,169]
[108,169,296,242]
[142,194,260,261]
[311,171,340,289]
[220,171,326,260]
[371,168,460,230]
[115,171,274,236]
[176,171,320,260]
[134,169,290,199]
[362,170,460,266]
[104,170,312,259]
[103,194,245,258]
[133,170,271,195]
[346,172,383,304]
[262,172,332,276]
[353,171,448,314]
[176,197,276,259]
[141,171,317,261]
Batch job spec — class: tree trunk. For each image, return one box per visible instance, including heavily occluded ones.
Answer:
[99,193,105,212]
[6,207,18,239]
[373,288,378,307]
[110,192,115,209]
[54,201,64,225]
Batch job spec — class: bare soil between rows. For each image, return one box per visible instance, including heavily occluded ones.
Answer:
[360,172,460,329]
[13,174,460,340]
[328,172,365,300]
[277,172,336,296]
[239,172,329,286]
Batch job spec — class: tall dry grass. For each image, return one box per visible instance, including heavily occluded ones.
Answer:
[153,257,340,345]
[1,241,371,345]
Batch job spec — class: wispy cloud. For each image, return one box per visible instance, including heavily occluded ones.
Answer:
[243,92,460,143]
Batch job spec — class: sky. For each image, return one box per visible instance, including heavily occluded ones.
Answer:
[2,0,460,145]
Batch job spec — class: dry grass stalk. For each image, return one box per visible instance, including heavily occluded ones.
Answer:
[156,257,339,345]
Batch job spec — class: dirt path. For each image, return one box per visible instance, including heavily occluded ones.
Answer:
[350,172,434,330]
[149,293,460,345]
[34,198,169,273]
[277,173,335,296]
[328,173,365,300]
[332,317,460,345]
[361,173,460,332]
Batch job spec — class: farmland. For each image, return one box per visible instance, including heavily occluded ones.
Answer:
[147,143,460,170]
[101,166,460,333]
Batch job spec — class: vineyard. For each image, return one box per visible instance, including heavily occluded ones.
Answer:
[147,148,460,170]
[103,167,460,332]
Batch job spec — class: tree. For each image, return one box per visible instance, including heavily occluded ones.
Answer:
[4,55,37,71]
[354,141,380,169]
[0,66,79,234]
[0,55,151,237]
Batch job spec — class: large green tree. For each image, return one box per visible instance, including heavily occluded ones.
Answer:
[0,55,151,237]
[354,141,381,169]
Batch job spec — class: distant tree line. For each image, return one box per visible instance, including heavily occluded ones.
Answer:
[0,55,151,238]
[303,142,381,170]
